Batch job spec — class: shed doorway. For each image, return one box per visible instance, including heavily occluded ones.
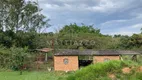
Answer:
[79,56,93,68]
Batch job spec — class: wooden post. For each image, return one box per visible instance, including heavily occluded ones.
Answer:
[120,55,123,61]
[132,55,137,62]
[45,53,47,62]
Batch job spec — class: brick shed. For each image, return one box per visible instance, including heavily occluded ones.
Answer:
[93,50,120,63]
[54,56,78,71]
[54,50,141,71]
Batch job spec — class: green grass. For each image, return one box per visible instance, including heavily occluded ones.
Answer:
[0,71,68,80]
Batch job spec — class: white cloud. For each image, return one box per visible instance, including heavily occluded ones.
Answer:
[101,20,127,26]
[45,4,60,10]
[108,31,138,36]
[136,14,142,19]
[131,23,142,28]
[29,0,142,35]
[41,0,138,13]
[101,23,142,36]
[37,0,136,13]
[86,0,116,12]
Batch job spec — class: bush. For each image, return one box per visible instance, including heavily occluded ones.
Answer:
[67,60,139,80]
[136,72,142,80]
[121,60,139,67]
[66,60,123,80]
[66,75,76,80]
[9,47,29,70]
[119,72,142,80]
[0,45,10,68]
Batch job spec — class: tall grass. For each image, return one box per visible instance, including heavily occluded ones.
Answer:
[67,60,141,80]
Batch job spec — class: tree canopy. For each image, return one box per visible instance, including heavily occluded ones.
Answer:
[0,0,50,32]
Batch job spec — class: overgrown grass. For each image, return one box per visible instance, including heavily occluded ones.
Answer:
[67,60,142,80]
[0,60,142,80]
[122,55,142,65]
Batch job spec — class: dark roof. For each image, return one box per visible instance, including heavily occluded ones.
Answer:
[54,49,95,56]
[54,49,142,56]
[96,50,119,56]
[36,48,53,52]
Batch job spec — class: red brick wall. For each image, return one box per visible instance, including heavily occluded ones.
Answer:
[93,56,120,63]
[54,56,78,71]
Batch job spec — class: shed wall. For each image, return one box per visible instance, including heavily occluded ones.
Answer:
[54,56,78,71]
[93,56,120,63]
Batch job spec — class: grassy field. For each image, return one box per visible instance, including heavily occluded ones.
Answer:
[0,71,68,80]
[0,56,142,80]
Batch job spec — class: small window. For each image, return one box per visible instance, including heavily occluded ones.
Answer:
[104,58,110,62]
[63,58,69,65]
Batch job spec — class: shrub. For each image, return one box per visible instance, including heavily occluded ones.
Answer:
[67,60,123,80]
[0,45,10,68]
[66,75,76,80]
[135,72,142,80]
[9,46,30,75]
[67,60,140,80]
[121,60,139,67]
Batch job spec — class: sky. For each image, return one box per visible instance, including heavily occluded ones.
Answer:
[30,0,142,36]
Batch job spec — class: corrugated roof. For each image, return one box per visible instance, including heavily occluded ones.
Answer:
[54,49,142,56]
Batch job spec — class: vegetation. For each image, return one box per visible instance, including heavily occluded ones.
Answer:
[0,23,142,49]
[0,71,68,80]
[0,60,141,80]
[0,0,142,50]
[67,60,142,80]
[0,0,50,32]
[0,0,142,80]
[10,47,29,75]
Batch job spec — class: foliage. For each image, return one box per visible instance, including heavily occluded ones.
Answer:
[9,46,29,75]
[59,23,101,37]
[0,0,50,32]
[67,60,141,80]
[129,34,142,49]
[0,46,31,74]
[0,45,10,68]
[0,30,36,48]
[117,34,142,50]
[56,23,120,49]
[0,21,142,49]
[0,0,142,50]
[0,0,50,49]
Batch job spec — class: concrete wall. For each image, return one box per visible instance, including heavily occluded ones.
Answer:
[54,56,78,71]
[93,56,120,63]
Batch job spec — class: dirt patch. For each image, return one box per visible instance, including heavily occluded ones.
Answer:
[139,66,142,72]
[108,74,116,80]
[122,67,131,74]
[137,66,142,72]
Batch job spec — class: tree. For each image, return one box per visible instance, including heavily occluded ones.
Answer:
[119,35,131,49]
[0,0,50,32]
[59,23,101,36]
[114,34,122,38]
[57,23,117,49]
[129,34,142,49]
